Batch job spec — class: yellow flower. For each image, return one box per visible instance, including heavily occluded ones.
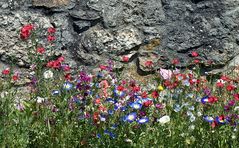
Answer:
[157,85,164,91]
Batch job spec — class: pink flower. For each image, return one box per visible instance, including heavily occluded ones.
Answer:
[47,27,56,34]
[171,58,179,65]
[122,56,129,62]
[159,68,172,80]
[2,68,10,75]
[191,51,199,57]
[145,60,153,67]
[37,47,45,54]
[47,35,56,42]
[20,24,34,40]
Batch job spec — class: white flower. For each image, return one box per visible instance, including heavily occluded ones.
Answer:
[158,115,170,124]
[43,70,53,79]
[190,115,196,122]
[197,111,202,117]
[189,125,195,130]
[36,96,45,104]
[234,106,239,111]
[125,139,133,143]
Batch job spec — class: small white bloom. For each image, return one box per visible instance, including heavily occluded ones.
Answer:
[43,70,53,79]
[232,134,236,139]
[189,125,195,130]
[197,111,202,117]
[234,106,239,111]
[190,115,196,122]
[36,96,45,104]
[158,115,170,124]
[125,139,133,143]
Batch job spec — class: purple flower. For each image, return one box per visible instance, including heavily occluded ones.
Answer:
[224,105,230,112]
[228,100,235,106]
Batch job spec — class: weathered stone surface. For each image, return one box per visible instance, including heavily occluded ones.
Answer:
[0,11,52,66]
[32,0,70,7]
[0,0,239,76]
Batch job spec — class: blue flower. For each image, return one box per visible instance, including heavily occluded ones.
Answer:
[109,132,116,139]
[201,96,209,104]
[52,90,60,95]
[108,110,114,115]
[114,105,119,111]
[105,98,117,104]
[120,106,127,112]
[113,88,125,97]
[97,72,104,78]
[215,116,227,124]
[125,112,137,123]
[203,116,214,123]
[137,117,149,124]
[63,82,73,90]
[104,130,116,139]
[129,102,142,110]
[96,133,101,138]
[104,129,110,135]
[110,124,118,129]
[174,104,181,112]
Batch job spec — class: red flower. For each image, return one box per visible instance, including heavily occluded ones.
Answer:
[122,56,129,62]
[143,100,153,107]
[193,59,200,64]
[47,27,56,34]
[93,112,99,123]
[141,91,148,98]
[171,58,180,65]
[191,51,199,57]
[46,60,61,69]
[163,80,171,87]
[99,65,107,70]
[57,56,65,63]
[63,65,71,71]
[117,85,125,91]
[145,60,153,67]
[37,47,45,54]
[47,35,56,42]
[2,68,10,75]
[95,98,101,104]
[132,86,140,92]
[208,96,218,104]
[211,121,217,128]
[226,84,236,91]
[151,91,159,99]
[216,80,224,88]
[12,73,19,81]
[220,75,230,81]
[64,73,72,81]
[20,24,34,40]
[52,61,61,69]
[233,94,239,101]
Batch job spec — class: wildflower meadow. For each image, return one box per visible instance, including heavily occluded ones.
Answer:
[0,24,239,147]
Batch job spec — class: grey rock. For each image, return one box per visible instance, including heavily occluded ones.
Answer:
[0,0,239,76]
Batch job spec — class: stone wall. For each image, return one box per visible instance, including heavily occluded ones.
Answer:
[0,0,239,74]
